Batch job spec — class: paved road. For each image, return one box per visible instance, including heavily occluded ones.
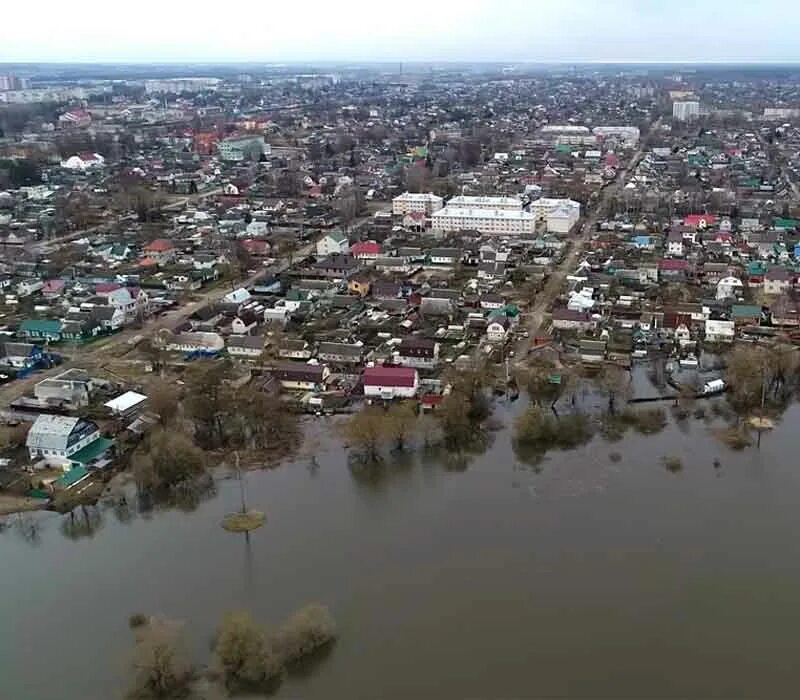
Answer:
[514,119,660,358]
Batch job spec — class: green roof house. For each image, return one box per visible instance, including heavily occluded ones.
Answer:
[18,319,62,342]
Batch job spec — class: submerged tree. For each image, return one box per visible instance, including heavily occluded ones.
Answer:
[126,618,194,700]
[343,406,387,461]
[214,611,282,692]
[384,402,419,451]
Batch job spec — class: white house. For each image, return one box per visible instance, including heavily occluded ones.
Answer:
[363,366,419,400]
[227,335,265,359]
[26,415,101,461]
[716,276,744,300]
[486,317,511,343]
[529,198,581,233]
[667,231,684,257]
[165,332,224,354]
[316,231,349,256]
[61,152,105,170]
[705,319,735,343]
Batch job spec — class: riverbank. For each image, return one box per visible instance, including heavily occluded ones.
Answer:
[0,493,43,516]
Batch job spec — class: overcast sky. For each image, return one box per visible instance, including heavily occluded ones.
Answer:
[2,0,798,63]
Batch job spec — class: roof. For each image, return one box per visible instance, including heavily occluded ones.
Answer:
[104,391,147,413]
[324,230,347,244]
[732,304,762,318]
[351,241,382,255]
[53,466,90,489]
[69,437,113,466]
[363,366,418,388]
[19,319,61,335]
[144,239,175,252]
[228,335,265,350]
[26,415,81,451]
[684,214,718,228]
[659,259,689,271]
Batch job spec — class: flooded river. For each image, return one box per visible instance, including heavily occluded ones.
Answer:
[3,401,800,699]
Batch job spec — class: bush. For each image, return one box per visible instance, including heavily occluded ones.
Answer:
[273,604,337,665]
[514,406,594,454]
[609,452,622,463]
[129,613,148,629]
[716,426,753,451]
[663,455,683,473]
[627,408,668,435]
[215,611,282,692]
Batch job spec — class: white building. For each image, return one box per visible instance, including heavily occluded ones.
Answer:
[673,101,700,122]
[362,367,419,400]
[529,198,581,234]
[538,125,597,146]
[392,192,444,217]
[61,153,105,170]
[316,231,349,256]
[431,207,535,237]
[716,276,744,300]
[592,126,640,147]
[26,415,100,461]
[446,195,522,211]
[705,319,735,343]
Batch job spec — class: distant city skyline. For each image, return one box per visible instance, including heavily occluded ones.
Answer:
[2,0,799,64]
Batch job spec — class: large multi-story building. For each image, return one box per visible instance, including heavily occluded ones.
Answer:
[592,126,640,147]
[431,207,535,237]
[217,135,268,162]
[143,78,221,94]
[672,101,700,122]
[392,192,444,216]
[537,125,597,146]
[446,195,522,211]
[530,198,581,234]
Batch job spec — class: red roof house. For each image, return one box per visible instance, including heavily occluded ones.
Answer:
[350,241,382,260]
[684,214,717,229]
[363,366,419,399]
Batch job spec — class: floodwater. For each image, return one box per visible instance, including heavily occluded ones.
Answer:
[3,400,800,699]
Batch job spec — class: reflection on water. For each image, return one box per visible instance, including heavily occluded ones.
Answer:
[3,405,800,699]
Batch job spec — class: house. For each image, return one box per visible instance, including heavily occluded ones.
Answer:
[684,214,717,230]
[658,258,689,281]
[716,276,744,300]
[278,339,313,360]
[763,267,792,296]
[17,279,43,297]
[428,248,461,266]
[0,342,42,369]
[227,335,265,359]
[231,305,262,335]
[348,276,371,297]
[26,415,101,462]
[704,319,735,343]
[104,391,148,417]
[397,337,439,369]
[350,241,382,262]
[317,342,364,364]
[375,257,412,274]
[770,296,800,327]
[486,316,511,343]
[316,231,349,257]
[667,229,684,256]
[18,319,62,342]
[91,305,125,331]
[731,304,762,326]
[241,239,272,258]
[579,339,607,363]
[371,281,403,300]
[61,152,105,170]
[312,254,359,280]
[272,362,330,391]
[34,369,93,408]
[42,279,66,299]
[552,308,595,331]
[223,288,252,307]
[190,305,224,331]
[363,366,419,399]
[165,332,225,354]
[142,239,177,265]
[480,293,505,311]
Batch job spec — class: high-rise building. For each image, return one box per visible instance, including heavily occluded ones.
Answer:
[672,101,700,122]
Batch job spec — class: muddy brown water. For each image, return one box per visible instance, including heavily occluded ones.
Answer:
[1,401,799,699]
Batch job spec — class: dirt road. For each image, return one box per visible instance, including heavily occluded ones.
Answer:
[515,121,659,357]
